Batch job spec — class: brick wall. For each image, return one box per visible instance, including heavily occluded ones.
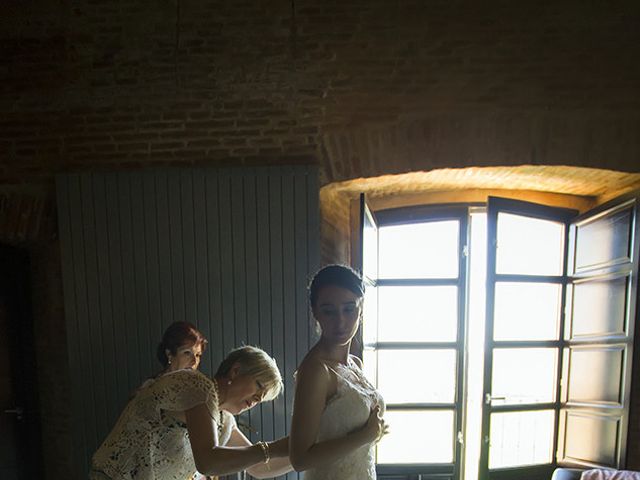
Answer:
[2,1,639,186]
[2,1,640,478]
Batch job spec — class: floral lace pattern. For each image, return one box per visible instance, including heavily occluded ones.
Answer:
[303,356,385,480]
[91,369,235,480]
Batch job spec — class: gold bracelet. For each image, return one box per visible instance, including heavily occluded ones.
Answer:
[257,441,270,464]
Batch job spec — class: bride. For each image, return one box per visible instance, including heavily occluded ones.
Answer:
[289,265,388,479]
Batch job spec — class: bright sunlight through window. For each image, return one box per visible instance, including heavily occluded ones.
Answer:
[362,208,565,479]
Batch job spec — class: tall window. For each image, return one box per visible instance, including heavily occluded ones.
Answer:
[361,204,468,478]
[358,194,640,480]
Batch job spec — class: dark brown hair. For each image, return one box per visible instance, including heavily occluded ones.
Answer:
[308,264,365,308]
[156,321,208,368]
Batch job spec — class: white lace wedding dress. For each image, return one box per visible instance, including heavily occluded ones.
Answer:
[303,356,385,480]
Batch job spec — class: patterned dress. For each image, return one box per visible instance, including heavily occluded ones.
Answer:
[90,369,234,480]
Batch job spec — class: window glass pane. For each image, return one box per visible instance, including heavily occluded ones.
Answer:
[572,276,627,337]
[374,350,456,403]
[575,207,632,272]
[362,285,378,345]
[489,410,555,468]
[496,213,564,276]
[378,286,457,342]
[379,220,459,279]
[494,282,561,341]
[377,410,454,464]
[567,347,623,404]
[491,348,557,405]
[564,411,618,466]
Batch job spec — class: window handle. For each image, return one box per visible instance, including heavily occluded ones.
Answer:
[485,393,506,405]
[4,406,24,420]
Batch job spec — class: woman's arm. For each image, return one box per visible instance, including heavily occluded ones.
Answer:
[226,426,292,479]
[288,359,384,472]
[185,404,267,477]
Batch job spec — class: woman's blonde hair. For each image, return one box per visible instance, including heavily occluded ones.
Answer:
[215,345,283,401]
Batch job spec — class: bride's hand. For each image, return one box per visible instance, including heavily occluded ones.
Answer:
[363,405,389,443]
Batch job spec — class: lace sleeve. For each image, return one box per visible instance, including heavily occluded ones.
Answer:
[155,369,218,417]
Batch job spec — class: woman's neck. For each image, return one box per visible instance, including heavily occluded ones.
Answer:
[214,376,229,410]
[315,339,351,364]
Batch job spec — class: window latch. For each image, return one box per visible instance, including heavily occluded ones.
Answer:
[485,393,506,405]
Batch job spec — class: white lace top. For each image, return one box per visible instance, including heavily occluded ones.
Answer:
[303,356,385,480]
[91,369,235,480]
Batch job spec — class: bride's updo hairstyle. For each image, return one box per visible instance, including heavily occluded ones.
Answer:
[308,264,365,308]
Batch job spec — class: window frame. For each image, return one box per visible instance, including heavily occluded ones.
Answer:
[557,194,640,471]
[355,192,640,480]
[358,199,472,480]
[479,197,576,480]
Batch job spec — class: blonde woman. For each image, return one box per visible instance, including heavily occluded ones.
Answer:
[91,346,292,479]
